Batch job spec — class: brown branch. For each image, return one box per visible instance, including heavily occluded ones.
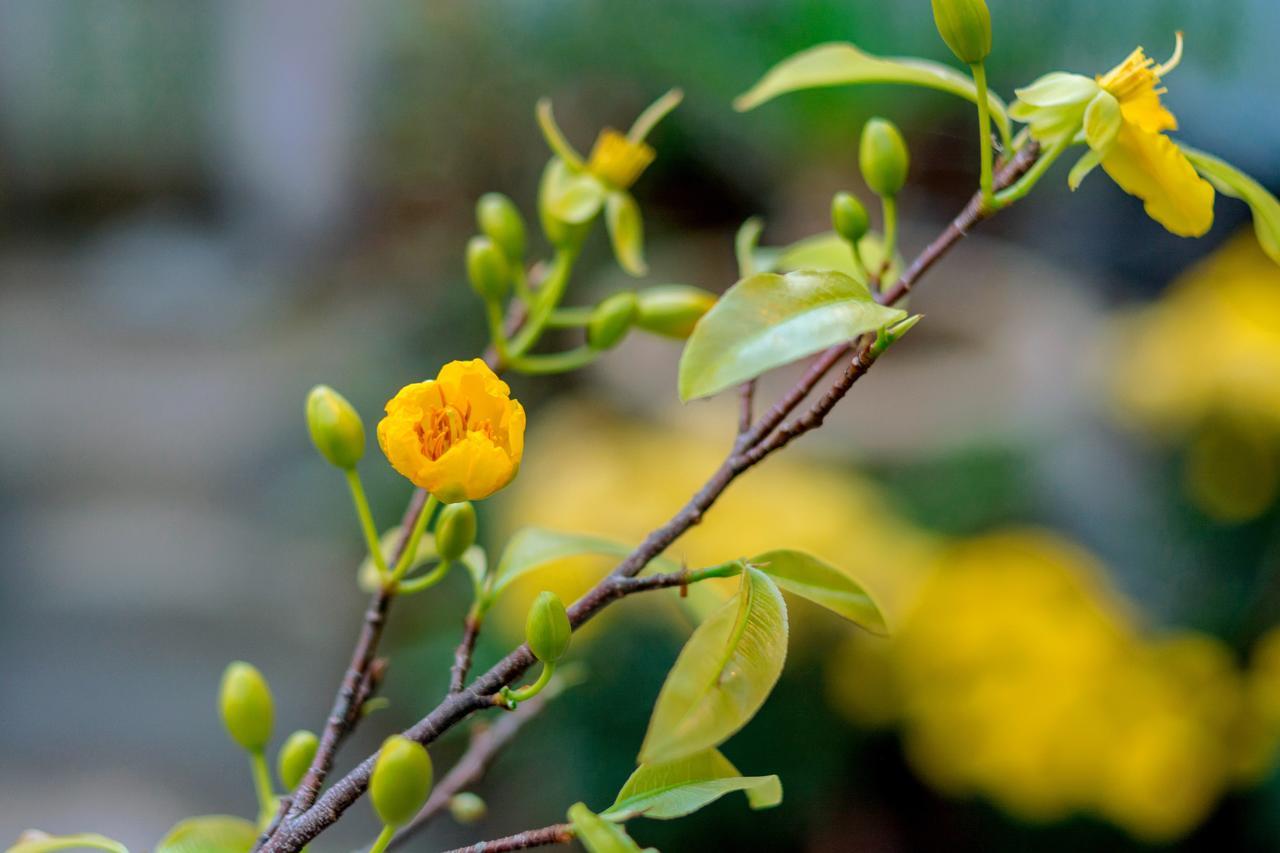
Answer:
[388,684,558,850]
[737,380,756,436]
[441,823,574,853]
[448,608,484,694]
[260,146,1046,853]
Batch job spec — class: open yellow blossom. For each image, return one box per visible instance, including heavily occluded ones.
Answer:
[377,359,525,503]
[1011,33,1215,237]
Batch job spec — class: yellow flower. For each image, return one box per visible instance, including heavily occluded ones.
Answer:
[1011,33,1215,237]
[377,359,525,503]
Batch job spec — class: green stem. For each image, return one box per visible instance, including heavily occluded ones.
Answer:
[545,306,594,328]
[389,495,439,583]
[971,62,995,210]
[512,263,532,304]
[993,135,1071,207]
[687,561,746,583]
[249,750,276,828]
[345,469,388,577]
[394,559,452,595]
[881,195,898,262]
[368,823,396,853]
[506,346,601,376]
[509,246,581,356]
[485,299,512,366]
[499,661,556,707]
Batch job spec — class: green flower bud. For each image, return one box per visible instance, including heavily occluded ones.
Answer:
[277,729,319,791]
[831,192,870,245]
[449,792,488,824]
[526,591,571,664]
[466,236,511,302]
[633,285,717,339]
[219,661,273,753]
[476,193,526,262]
[931,0,992,65]
[586,292,639,351]
[306,385,365,470]
[859,118,910,198]
[434,501,477,562]
[370,735,434,827]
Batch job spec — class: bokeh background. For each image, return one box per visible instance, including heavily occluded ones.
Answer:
[3,1,1280,851]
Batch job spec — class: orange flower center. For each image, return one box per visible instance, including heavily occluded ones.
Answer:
[417,393,498,461]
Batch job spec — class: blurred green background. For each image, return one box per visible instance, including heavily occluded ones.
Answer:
[3,1,1280,851]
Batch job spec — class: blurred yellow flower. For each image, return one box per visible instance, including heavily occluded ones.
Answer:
[586,129,656,191]
[1011,34,1214,236]
[377,359,526,503]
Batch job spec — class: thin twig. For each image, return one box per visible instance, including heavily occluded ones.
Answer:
[737,380,756,436]
[448,609,484,694]
[440,823,574,853]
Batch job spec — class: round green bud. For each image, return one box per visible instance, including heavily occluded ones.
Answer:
[633,285,717,340]
[526,590,571,664]
[859,118,910,199]
[434,501,477,562]
[306,385,365,470]
[448,792,488,825]
[465,236,511,302]
[476,193,526,262]
[931,0,992,65]
[586,292,639,351]
[831,192,870,245]
[370,735,434,827]
[219,661,273,753]
[277,729,319,791]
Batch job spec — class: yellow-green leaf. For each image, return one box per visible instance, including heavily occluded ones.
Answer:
[1182,146,1280,266]
[750,549,887,635]
[677,268,904,401]
[769,231,901,285]
[490,528,677,601]
[735,42,1010,145]
[639,568,788,764]
[606,192,647,276]
[567,804,655,853]
[7,832,128,853]
[154,816,258,853]
[603,748,782,821]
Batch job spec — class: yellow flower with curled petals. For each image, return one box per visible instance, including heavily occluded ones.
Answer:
[1011,33,1215,237]
[377,359,525,503]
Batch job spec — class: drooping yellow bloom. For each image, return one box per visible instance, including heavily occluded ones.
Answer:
[1011,34,1215,237]
[585,129,656,191]
[377,359,525,503]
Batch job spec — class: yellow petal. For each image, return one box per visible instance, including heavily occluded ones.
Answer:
[420,432,516,502]
[1119,92,1177,135]
[1101,123,1215,237]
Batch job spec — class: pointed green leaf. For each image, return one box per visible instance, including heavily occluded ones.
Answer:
[735,42,1010,144]
[603,748,782,821]
[154,816,258,853]
[7,833,128,853]
[606,192,647,276]
[567,804,655,853]
[771,231,900,284]
[677,269,904,401]
[1182,146,1280,266]
[750,549,886,635]
[490,528,678,600]
[639,568,788,764]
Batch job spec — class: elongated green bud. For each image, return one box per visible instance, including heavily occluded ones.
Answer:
[831,192,870,245]
[219,661,273,753]
[370,735,434,827]
[466,236,511,302]
[526,591,571,664]
[435,501,477,562]
[931,0,992,64]
[633,285,717,339]
[587,292,639,351]
[859,118,910,198]
[449,792,488,824]
[306,385,365,470]
[477,193,526,262]
[277,729,319,791]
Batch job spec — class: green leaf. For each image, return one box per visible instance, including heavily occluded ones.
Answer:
[603,748,782,821]
[750,549,887,635]
[1182,146,1280,266]
[606,191,647,276]
[489,528,679,601]
[567,804,655,853]
[541,157,606,224]
[677,269,904,401]
[639,568,788,764]
[7,833,128,853]
[770,231,900,284]
[734,218,769,277]
[735,42,1010,145]
[154,816,258,853]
